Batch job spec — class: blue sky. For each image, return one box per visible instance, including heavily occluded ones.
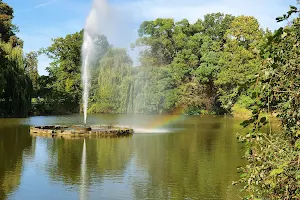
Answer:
[5,0,296,75]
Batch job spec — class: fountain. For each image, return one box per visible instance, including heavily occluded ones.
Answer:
[81,12,93,125]
[29,0,134,139]
[81,0,111,125]
[82,51,90,125]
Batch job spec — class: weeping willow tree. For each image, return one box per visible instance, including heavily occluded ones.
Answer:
[89,48,134,114]
[0,0,32,117]
[0,42,32,117]
[88,47,178,114]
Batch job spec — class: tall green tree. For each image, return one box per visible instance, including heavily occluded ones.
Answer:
[134,65,177,114]
[197,13,235,41]
[44,31,83,112]
[0,0,32,117]
[89,48,133,113]
[0,42,32,117]
[216,16,264,111]
[25,51,38,95]
[39,30,110,114]
[135,18,176,66]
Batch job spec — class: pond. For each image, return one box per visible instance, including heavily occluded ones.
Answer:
[0,114,246,200]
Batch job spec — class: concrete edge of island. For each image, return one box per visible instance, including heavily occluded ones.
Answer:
[30,125,134,139]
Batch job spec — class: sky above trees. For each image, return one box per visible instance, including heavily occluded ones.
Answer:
[5,0,295,75]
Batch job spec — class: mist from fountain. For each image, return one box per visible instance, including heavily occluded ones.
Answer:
[81,0,111,125]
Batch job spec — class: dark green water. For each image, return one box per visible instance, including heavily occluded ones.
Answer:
[0,114,246,200]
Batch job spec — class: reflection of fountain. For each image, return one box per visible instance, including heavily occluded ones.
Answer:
[80,139,87,200]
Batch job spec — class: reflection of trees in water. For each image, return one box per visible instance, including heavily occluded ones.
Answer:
[46,137,133,187]
[90,138,133,179]
[47,139,83,184]
[132,118,245,200]
[0,125,33,199]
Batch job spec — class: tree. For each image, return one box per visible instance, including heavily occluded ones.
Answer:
[39,30,111,114]
[135,18,176,66]
[0,42,32,117]
[25,51,38,95]
[215,16,263,111]
[0,0,22,46]
[43,31,83,112]
[196,13,235,41]
[133,65,177,114]
[0,0,32,117]
[237,3,300,199]
[134,14,237,114]
[0,0,14,42]
[89,48,133,113]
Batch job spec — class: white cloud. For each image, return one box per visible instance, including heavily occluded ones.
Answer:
[34,0,58,9]
[17,0,60,12]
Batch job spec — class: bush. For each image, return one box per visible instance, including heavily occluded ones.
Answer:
[236,4,300,199]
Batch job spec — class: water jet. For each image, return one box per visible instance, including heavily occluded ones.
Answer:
[81,0,111,125]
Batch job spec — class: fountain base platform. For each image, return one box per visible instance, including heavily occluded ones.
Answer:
[30,125,133,139]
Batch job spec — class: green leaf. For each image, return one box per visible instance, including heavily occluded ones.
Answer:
[276,17,284,22]
[270,168,284,176]
[290,5,297,11]
[240,120,250,127]
[295,140,300,150]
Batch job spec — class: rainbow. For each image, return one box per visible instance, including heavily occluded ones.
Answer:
[147,107,187,129]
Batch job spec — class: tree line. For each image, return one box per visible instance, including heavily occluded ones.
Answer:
[1,0,298,119]
[33,14,269,116]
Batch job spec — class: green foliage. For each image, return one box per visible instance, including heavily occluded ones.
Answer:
[0,42,32,117]
[134,66,178,114]
[89,48,133,113]
[32,75,67,115]
[216,16,263,111]
[30,4,298,121]
[1,1,297,197]
[197,13,235,41]
[236,3,300,199]
[40,30,84,113]
[236,95,256,109]
[88,49,178,114]
[134,14,234,114]
[34,12,266,116]
[136,18,177,66]
[0,1,32,117]
[24,51,38,95]
[36,30,110,115]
